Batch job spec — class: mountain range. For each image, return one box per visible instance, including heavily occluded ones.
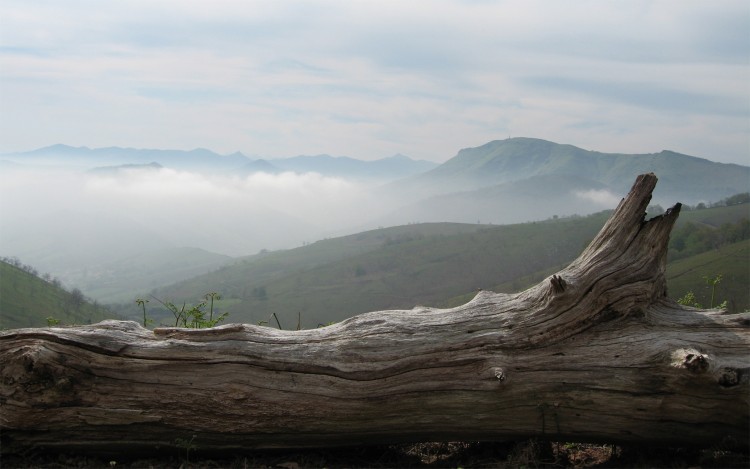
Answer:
[404,138,748,198]
[376,138,749,225]
[1,137,747,305]
[3,144,436,181]
[5,138,746,205]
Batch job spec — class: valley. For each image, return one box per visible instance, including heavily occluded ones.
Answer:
[1,138,748,329]
[3,198,746,330]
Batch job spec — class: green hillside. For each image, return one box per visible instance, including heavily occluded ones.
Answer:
[447,239,749,314]
[0,259,113,329]
[133,201,749,327]
[674,200,750,228]
[443,204,750,311]
[666,239,749,312]
[140,212,612,327]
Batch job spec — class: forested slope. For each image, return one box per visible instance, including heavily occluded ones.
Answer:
[0,258,113,329]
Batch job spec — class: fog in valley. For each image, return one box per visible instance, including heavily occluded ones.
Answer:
[0,147,629,302]
[1,164,381,273]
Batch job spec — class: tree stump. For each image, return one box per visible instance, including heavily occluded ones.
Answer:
[1,173,748,455]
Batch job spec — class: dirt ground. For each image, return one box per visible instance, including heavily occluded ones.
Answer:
[2,439,748,469]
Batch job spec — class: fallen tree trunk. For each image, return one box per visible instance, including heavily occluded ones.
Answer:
[1,173,748,455]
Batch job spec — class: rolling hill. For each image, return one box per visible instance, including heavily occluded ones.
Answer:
[387,137,749,207]
[380,174,616,226]
[666,239,749,312]
[132,201,749,328]
[134,210,611,327]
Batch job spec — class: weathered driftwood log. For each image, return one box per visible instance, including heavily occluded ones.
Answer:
[1,174,748,455]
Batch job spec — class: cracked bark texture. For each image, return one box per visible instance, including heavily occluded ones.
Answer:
[1,173,748,455]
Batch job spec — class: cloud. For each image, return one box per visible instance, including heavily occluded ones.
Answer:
[82,167,369,226]
[524,76,747,117]
[573,189,621,208]
[0,165,380,263]
[0,0,748,164]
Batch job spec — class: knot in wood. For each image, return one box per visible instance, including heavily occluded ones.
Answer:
[493,367,506,382]
[719,368,740,387]
[683,353,709,373]
[550,275,567,294]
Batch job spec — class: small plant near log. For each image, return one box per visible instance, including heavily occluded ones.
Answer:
[677,273,728,309]
[45,316,60,327]
[704,274,726,309]
[135,298,152,328]
[677,291,701,308]
[148,294,229,328]
[258,312,284,329]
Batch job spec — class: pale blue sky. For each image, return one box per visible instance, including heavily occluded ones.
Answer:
[1,0,748,164]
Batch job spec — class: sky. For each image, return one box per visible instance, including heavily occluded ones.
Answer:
[1,0,749,165]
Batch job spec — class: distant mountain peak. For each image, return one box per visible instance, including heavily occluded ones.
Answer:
[400,137,750,206]
[238,159,281,174]
[88,162,164,174]
[386,153,410,160]
[31,143,91,154]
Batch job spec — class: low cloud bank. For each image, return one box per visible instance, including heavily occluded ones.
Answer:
[573,188,621,207]
[0,166,386,278]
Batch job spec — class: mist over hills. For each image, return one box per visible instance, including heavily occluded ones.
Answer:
[388,137,748,204]
[8,144,435,181]
[18,144,250,172]
[410,138,748,198]
[373,137,748,226]
[380,174,616,226]
[270,153,437,181]
[1,137,747,305]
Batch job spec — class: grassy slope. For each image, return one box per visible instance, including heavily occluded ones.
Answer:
[666,239,749,312]
[443,204,750,311]
[470,238,750,313]
[675,202,750,227]
[11,203,747,329]
[149,213,611,328]
[114,202,750,327]
[0,261,113,329]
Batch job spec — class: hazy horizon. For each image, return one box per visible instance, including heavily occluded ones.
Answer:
[3,136,750,167]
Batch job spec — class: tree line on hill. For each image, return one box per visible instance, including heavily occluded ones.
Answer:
[683,192,750,210]
[667,193,750,262]
[1,256,68,291]
[0,256,91,307]
[0,256,112,329]
[668,218,749,261]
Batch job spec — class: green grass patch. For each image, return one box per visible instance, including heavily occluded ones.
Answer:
[666,239,749,313]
